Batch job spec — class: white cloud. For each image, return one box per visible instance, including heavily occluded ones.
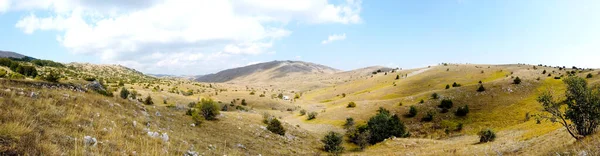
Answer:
[7,0,362,74]
[321,33,346,44]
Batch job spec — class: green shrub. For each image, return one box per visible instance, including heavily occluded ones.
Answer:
[144,95,154,105]
[191,111,204,126]
[366,108,408,144]
[198,98,220,120]
[587,73,593,79]
[0,69,6,78]
[431,93,439,99]
[407,106,417,117]
[241,99,247,106]
[455,105,469,116]
[307,112,318,120]
[322,131,344,154]
[478,129,496,143]
[452,82,461,87]
[513,77,522,84]
[347,102,356,108]
[477,84,486,92]
[438,99,453,109]
[343,117,355,130]
[419,99,424,104]
[267,118,286,135]
[421,111,435,122]
[445,84,450,89]
[41,70,61,83]
[299,109,307,116]
[120,87,130,99]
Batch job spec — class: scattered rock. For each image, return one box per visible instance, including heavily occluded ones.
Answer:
[29,92,38,98]
[190,123,195,127]
[155,111,161,117]
[208,144,217,151]
[184,150,199,156]
[147,132,159,138]
[161,133,169,142]
[83,136,97,147]
[236,143,246,149]
[132,121,137,127]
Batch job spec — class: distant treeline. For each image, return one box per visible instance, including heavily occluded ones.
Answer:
[0,57,65,78]
[0,58,38,77]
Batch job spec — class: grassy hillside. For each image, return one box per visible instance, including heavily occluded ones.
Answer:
[1,58,599,155]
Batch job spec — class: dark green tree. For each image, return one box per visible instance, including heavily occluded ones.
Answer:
[322,131,344,154]
[267,118,286,135]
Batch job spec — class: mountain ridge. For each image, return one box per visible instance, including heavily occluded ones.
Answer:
[195,60,341,82]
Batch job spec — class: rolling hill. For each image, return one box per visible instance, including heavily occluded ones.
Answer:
[1,52,600,155]
[195,60,340,83]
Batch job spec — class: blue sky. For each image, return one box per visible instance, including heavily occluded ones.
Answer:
[1,0,599,75]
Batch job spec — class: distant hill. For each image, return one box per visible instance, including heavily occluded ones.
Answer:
[0,50,31,59]
[195,60,340,82]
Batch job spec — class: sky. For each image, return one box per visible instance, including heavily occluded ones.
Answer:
[1,0,600,75]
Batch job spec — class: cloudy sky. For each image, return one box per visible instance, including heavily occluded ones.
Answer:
[1,0,600,75]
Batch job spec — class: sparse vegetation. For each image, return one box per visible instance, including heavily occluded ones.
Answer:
[421,111,435,122]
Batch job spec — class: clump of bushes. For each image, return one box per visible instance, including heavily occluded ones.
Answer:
[455,105,469,116]
[478,129,496,143]
[366,108,409,144]
[587,73,593,79]
[322,131,344,154]
[452,82,461,87]
[198,98,220,120]
[307,112,318,120]
[267,118,286,135]
[347,101,356,108]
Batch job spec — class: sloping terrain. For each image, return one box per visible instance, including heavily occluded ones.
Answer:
[1,52,600,156]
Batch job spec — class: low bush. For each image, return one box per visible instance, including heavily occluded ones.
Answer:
[347,102,356,108]
[455,105,470,116]
[407,106,417,117]
[307,112,318,120]
[478,129,496,143]
[267,118,286,135]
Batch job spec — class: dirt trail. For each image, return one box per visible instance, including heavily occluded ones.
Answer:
[406,68,431,78]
